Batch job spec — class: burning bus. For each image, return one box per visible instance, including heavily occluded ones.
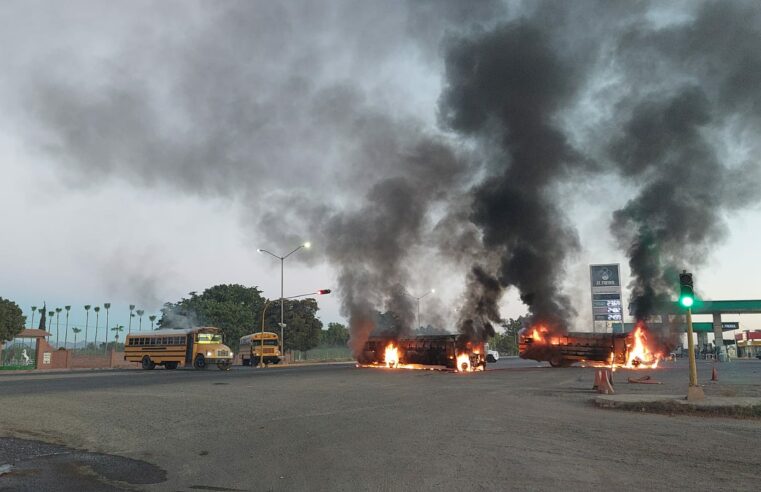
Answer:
[357,334,486,372]
[519,323,665,369]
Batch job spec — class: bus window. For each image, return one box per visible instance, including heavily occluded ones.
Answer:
[197,333,222,343]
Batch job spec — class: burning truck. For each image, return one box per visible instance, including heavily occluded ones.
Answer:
[357,334,486,372]
[519,323,666,369]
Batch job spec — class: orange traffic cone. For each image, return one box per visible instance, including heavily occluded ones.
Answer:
[597,369,615,395]
[711,366,718,382]
[593,369,601,390]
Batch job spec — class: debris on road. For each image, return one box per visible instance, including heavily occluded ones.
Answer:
[627,375,663,385]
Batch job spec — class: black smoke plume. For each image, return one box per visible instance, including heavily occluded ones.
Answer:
[609,1,761,320]
[440,20,589,336]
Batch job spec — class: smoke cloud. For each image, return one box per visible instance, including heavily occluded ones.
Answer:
[4,0,761,351]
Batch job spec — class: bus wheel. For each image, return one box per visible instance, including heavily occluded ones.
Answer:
[165,361,178,370]
[271,358,280,365]
[193,355,207,370]
[217,361,231,371]
[141,356,155,370]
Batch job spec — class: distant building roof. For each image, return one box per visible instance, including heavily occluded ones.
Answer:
[17,329,51,338]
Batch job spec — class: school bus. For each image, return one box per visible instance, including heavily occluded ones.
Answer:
[238,332,282,366]
[125,327,234,370]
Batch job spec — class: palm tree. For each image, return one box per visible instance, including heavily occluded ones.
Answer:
[111,325,125,351]
[93,306,101,352]
[149,315,157,330]
[103,303,111,354]
[30,306,37,328]
[55,308,62,347]
[128,304,135,334]
[84,305,91,349]
[136,309,145,331]
[64,306,71,349]
[47,311,54,333]
[72,327,82,349]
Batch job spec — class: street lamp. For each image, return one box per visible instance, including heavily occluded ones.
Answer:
[258,289,331,368]
[257,241,311,360]
[403,289,435,331]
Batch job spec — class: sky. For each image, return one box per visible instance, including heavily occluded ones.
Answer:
[2,1,761,344]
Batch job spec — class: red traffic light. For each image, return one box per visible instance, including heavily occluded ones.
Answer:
[317,289,331,295]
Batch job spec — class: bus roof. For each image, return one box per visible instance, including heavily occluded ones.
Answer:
[126,326,222,337]
[240,332,279,341]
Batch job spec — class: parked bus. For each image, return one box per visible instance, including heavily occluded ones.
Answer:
[238,331,281,366]
[125,327,234,370]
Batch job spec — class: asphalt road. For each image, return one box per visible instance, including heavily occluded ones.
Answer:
[1,359,759,491]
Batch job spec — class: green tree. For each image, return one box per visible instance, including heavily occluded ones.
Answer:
[160,284,267,350]
[488,317,525,355]
[0,297,26,343]
[320,322,349,346]
[271,298,322,352]
[72,327,82,348]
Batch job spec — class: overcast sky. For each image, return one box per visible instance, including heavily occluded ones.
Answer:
[2,0,760,339]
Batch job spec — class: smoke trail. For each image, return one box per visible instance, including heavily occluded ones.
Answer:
[609,1,761,319]
[439,20,590,336]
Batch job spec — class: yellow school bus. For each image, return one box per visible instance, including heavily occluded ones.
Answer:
[238,332,281,366]
[125,327,234,370]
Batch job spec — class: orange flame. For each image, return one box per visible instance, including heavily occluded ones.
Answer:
[385,344,399,368]
[456,353,472,372]
[623,324,663,369]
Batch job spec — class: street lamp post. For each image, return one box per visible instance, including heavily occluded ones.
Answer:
[404,289,435,331]
[257,289,331,368]
[257,242,311,361]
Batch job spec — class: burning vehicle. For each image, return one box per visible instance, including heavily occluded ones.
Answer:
[519,323,666,369]
[357,334,485,372]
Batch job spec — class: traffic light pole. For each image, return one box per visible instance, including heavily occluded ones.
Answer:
[685,307,704,400]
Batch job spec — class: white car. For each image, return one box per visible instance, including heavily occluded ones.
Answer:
[486,347,500,363]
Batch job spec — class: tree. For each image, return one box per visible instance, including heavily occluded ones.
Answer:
[160,284,267,350]
[487,317,526,356]
[273,298,322,352]
[72,327,82,348]
[136,309,145,330]
[110,325,125,351]
[159,284,324,352]
[148,315,156,329]
[320,322,349,346]
[93,306,101,350]
[0,297,25,343]
[84,305,91,348]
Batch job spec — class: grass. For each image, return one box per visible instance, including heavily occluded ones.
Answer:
[297,346,353,362]
[0,365,35,371]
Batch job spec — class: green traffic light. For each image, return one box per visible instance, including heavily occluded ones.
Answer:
[680,296,694,308]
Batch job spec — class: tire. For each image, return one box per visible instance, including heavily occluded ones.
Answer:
[165,361,178,370]
[141,356,155,370]
[271,358,280,365]
[193,355,207,370]
[549,357,563,368]
[486,354,497,363]
[217,361,231,371]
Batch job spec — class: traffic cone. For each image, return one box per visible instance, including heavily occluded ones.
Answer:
[597,369,615,395]
[593,369,601,390]
[711,366,718,382]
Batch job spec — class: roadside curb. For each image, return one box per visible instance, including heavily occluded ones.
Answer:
[593,394,761,419]
[254,360,355,368]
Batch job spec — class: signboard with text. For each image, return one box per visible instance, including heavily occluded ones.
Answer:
[590,264,623,332]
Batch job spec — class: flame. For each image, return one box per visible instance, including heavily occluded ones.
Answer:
[456,353,471,372]
[623,324,662,369]
[385,344,399,368]
[530,326,547,342]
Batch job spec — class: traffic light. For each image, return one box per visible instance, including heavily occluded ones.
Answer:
[317,289,331,295]
[679,271,694,308]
